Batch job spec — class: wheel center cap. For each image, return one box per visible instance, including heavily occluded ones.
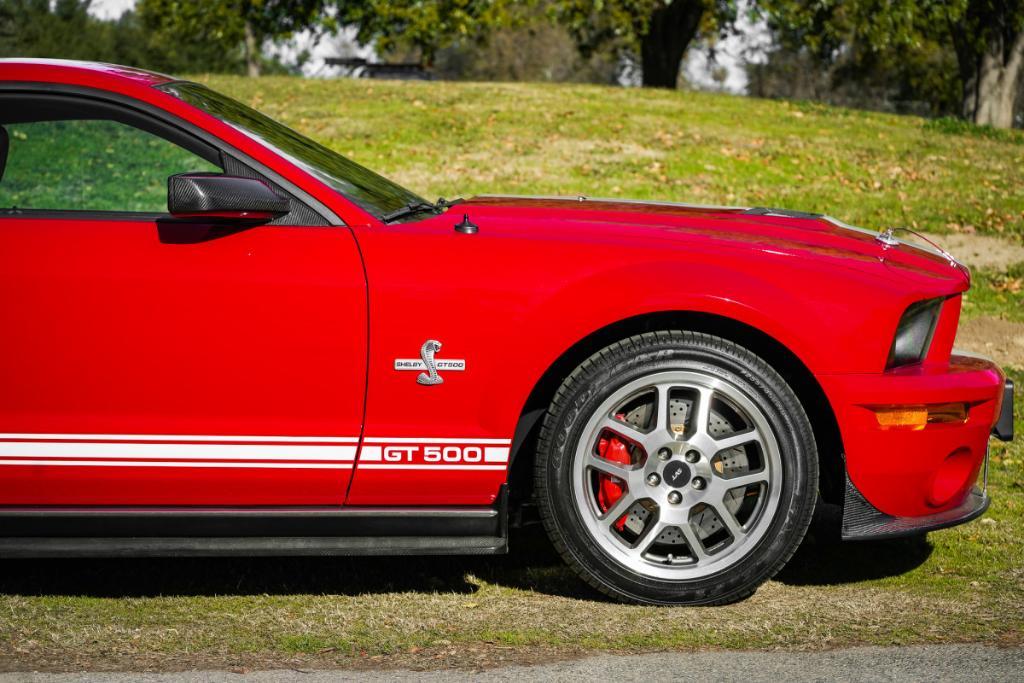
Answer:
[662,460,691,489]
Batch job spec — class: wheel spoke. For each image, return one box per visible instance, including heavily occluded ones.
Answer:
[636,519,669,553]
[713,503,745,539]
[585,452,632,479]
[598,416,647,446]
[599,490,636,524]
[679,522,707,561]
[713,428,761,453]
[706,468,769,501]
[718,469,769,490]
[653,383,672,437]
[690,386,714,440]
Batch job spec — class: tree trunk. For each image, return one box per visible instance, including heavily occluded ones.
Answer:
[244,19,261,77]
[952,17,1023,128]
[974,31,1023,127]
[640,0,705,88]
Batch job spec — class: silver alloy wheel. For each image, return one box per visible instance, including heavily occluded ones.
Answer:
[572,370,783,581]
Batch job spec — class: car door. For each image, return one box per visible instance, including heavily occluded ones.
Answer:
[0,92,367,506]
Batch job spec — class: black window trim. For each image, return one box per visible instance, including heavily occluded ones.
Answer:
[0,82,343,226]
[0,209,177,222]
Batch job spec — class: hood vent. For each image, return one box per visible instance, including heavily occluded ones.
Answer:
[743,206,823,220]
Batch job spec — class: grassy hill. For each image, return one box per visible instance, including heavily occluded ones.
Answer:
[0,78,1022,672]
[199,76,1024,242]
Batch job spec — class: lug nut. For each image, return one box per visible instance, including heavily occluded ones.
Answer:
[646,473,661,486]
[657,447,672,461]
[667,490,682,505]
[692,476,706,490]
[685,450,700,463]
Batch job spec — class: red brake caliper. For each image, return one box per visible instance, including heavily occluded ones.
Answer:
[596,417,632,531]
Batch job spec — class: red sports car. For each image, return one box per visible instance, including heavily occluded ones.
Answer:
[0,59,1013,605]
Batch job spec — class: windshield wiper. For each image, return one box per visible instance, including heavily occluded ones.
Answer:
[381,197,456,224]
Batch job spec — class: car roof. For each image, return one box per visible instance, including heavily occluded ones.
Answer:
[0,59,174,87]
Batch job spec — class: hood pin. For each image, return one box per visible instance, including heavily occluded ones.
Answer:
[454,214,479,234]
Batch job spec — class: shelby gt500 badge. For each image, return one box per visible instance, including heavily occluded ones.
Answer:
[394,340,466,385]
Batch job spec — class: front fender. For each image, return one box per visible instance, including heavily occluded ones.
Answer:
[486,255,894,432]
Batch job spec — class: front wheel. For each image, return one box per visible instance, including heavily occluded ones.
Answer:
[535,331,818,605]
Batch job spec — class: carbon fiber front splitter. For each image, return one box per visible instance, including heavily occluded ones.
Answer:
[841,475,990,541]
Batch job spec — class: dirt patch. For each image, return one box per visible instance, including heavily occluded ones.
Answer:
[919,233,1024,271]
[0,644,584,675]
[955,316,1024,367]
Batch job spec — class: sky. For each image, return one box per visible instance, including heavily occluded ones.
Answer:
[86,0,766,92]
[89,0,134,20]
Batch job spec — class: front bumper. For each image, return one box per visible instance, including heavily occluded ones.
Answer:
[820,353,1011,534]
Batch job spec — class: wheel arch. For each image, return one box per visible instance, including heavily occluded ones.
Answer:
[505,311,846,514]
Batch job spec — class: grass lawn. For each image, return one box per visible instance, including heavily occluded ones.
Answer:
[198,76,1024,242]
[0,78,1022,671]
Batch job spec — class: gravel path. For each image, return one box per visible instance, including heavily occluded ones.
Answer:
[2,645,1021,682]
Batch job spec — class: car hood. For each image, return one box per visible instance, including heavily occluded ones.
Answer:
[459,195,969,288]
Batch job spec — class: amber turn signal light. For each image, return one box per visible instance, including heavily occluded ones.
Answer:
[926,402,970,424]
[873,403,969,430]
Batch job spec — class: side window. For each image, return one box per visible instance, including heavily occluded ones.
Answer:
[0,104,222,214]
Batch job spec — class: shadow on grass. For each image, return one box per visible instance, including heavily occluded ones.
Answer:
[775,503,934,586]
[0,509,932,600]
[0,526,577,600]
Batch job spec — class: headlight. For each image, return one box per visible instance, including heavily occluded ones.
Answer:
[887,298,942,368]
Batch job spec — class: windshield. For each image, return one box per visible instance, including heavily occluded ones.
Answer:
[156,81,426,219]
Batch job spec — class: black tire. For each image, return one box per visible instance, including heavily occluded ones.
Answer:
[534,331,818,605]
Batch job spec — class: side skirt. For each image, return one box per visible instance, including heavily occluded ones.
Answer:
[0,536,506,558]
[0,487,509,558]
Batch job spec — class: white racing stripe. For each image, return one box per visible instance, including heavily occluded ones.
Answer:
[357,464,508,471]
[0,434,359,443]
[0,459,352,469]
[359,446,383,462]
[0,442,357,462]
[484,447,510,463]
[0,435,513,470]
[361,437,512,445]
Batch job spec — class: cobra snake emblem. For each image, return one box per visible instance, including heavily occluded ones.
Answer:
[417,340,444,385]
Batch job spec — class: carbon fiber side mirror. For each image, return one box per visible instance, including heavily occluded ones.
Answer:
[168,173,290,221]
